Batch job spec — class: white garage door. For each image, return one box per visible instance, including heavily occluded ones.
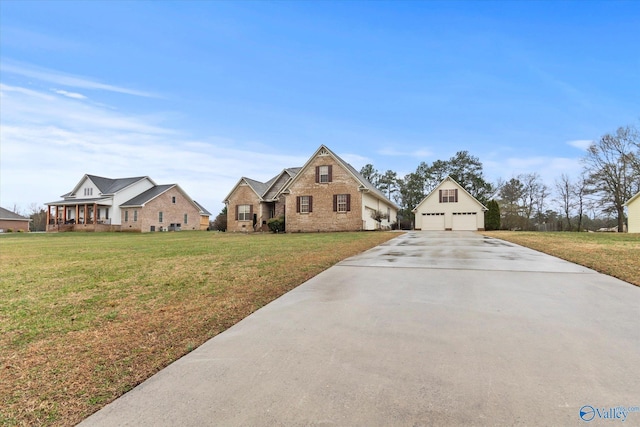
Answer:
[452,212,477,230]
[419,213,445,230]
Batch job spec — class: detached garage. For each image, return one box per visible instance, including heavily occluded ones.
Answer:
[413,176,487,231]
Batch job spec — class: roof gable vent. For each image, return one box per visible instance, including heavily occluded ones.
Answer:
[318,147,330,156]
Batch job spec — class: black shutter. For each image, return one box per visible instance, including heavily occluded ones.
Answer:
[346,194,351,211]
[454,189,458,203]
[439,190,443,203]
[309,196,313,213]
[236,205,239,220]
[328,165,333,182]
[296,196,301,213]
[333,195,337,212]
[315,166,319,183]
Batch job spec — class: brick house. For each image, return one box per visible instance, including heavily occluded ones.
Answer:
[0,207,30,232]
[120,184,211,232]
[46,174,210,232]
[224,145,398,232]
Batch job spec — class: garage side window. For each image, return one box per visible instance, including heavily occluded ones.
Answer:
[439,189,458,203]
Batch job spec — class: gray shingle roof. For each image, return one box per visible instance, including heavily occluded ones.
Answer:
[193,200,212,216]
[0,207,29,220]
[120,185,174,206]
[87,175,147,194]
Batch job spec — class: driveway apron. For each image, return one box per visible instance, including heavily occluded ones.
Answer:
[80,231,640,426]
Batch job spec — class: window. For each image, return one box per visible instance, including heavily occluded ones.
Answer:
[83,188,93,196]
[237,205,251,221]
[134,210,138,222]
[296,196,313,213]
[315,165,332,183]
[172,196,176,204]
[159,211,163,223]
[333,194,351,212]
[124,210,129,222]
[439,189,458,203]
[184,214,188,224]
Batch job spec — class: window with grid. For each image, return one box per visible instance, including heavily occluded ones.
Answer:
[300,196,310,213]
[319,165,330,183]
[440,189,458,203]
[134,210,138,222]
[159,211,163,222]
[336,194,348,212]
[238,205,251,221]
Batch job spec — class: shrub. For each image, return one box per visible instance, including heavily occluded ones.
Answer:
[267,216,285,233]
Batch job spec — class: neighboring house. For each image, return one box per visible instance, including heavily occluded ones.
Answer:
[624,191,640,233]
[0,207,30,232]
[224,145,398,232]
[413,176,487,231]
[46,174,210,232]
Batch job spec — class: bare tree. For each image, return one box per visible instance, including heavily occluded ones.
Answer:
[583,125,640,232]
[555,174,574,231]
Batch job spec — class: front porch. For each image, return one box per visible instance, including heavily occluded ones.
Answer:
[46,202,116,232]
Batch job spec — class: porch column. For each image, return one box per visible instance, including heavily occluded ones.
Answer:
[76,205,79,223]
[46,206,51,228]
[84,205,88,224]
[63,206,67,224]
[93,203,97,224]
[55,206,59,224]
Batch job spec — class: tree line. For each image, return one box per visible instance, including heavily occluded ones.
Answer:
[361,123,640,232]
[8,124,639,233]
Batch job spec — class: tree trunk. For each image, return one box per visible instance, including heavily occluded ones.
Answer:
[618,207,625,232]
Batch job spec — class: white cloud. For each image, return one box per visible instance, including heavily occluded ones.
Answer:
[484,156,583,186]
[567,139,593,150]
[53,89,87,99]
[377,147,433,158]
[1,60,157,98]
[0,83,305,213]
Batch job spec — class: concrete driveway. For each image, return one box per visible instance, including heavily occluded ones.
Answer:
[80,231,640,426]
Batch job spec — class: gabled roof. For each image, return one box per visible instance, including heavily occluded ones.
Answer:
[624,191,640,207]
[281,145,399,209]
[119,184,209,216]
[0,207,29,221]
[120,185,175,207]
[412,176,488,212]
[67,174,153,197]
[193,201,212,216]
[263,168,300,201]
[223,168,301,203]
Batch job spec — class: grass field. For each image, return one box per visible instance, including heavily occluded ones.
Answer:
[0,231,398,426]
[481,231,640,287]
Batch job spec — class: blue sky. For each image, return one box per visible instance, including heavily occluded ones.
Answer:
[1,1,638,214]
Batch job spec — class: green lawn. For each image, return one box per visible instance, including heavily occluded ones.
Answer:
[0,231,399,426]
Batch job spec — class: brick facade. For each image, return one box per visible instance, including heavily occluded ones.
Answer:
[226,183,261,232]
[285,155,363,232]
[224,145,398,233]
[121,186,204,232]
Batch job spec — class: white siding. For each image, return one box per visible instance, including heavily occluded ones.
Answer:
[111,178,155,225]
[362,192,397,230]
[628,198,640,233]
[414,178,486,231]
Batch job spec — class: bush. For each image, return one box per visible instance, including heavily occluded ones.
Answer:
[267,216,285,233]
